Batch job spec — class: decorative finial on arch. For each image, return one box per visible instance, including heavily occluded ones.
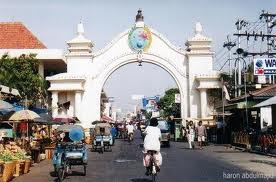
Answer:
[135,9,144,22]
[77,22,85,36]
[195,22,203,35]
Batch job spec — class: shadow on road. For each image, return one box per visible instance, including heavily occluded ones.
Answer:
[178,147,201,150]
[130,178,152,182]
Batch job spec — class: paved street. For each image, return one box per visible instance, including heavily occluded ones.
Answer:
[14,133,276,182]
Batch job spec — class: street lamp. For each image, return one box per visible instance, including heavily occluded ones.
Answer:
[234,57,249,129]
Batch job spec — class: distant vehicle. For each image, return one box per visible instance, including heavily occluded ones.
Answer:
[142,119,170,147]
[91,122,113,153]
[157,120,170,147]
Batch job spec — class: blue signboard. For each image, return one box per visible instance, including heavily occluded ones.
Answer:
[254,58,276,75]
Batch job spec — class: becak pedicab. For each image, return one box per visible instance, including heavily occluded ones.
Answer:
[52,125,88,182]
[92,122,113,153]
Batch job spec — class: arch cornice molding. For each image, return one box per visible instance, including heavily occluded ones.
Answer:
[93,28,186,58]
[93,52,187,80]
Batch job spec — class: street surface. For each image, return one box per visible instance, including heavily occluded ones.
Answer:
[14,133,276,182]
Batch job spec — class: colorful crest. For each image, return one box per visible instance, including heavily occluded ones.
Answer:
[128,26,152,52]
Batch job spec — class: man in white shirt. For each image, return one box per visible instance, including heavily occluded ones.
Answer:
[126,123,135,135]
[143,118,162,175]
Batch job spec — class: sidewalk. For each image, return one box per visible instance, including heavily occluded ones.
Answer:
[200,144,276,178]
[13,160,53,182]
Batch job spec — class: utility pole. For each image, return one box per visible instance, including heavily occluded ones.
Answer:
[223,35,236,76]
[234,19,247,97]
[260,10,276,83]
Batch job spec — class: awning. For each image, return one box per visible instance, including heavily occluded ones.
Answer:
[217,101,259,111]
[254,96,276,108]
[101,115,114,122]
[0,85,20,96]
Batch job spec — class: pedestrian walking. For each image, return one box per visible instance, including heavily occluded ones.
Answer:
[196,121,207,149]
[181,126,187,142]
[187,121,195,149]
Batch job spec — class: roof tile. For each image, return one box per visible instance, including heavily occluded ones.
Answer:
[0,22,46,49]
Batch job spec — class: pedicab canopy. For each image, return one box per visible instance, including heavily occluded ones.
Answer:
[57,125,84,142]
[94,123,111,136]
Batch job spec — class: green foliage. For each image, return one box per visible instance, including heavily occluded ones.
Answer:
[0,150,15,162]
[158,88,180,118]
[13,151,27,160]
[0,54,46,106]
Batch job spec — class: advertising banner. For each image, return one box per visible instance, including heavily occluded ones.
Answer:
[254,58,276,75]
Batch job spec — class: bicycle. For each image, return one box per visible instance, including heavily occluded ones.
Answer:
[147,150,159,182]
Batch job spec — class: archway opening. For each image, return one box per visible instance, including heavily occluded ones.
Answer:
[101,62,182,124]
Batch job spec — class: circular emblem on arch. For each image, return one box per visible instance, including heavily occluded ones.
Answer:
[128,26,152,52]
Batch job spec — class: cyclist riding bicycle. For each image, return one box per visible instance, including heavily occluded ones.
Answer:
[143,118,162,176]
[126,122,135,141]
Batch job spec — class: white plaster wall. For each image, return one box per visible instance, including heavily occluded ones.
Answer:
[49,80,84,91]
[67,57,93,74]
[91,29,186,78]
[187,54,213,118]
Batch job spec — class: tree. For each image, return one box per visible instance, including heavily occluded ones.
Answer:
[0,54,46,107]
[158,88,180,118]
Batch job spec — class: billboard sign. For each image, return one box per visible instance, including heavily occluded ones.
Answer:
[254,58,276,75]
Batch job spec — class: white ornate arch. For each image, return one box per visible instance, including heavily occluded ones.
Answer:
[91,52,188,123]
[47,17,221,128]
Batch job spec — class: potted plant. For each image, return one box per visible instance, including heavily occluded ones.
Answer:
[0,150,16,182]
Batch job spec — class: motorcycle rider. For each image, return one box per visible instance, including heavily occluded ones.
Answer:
[143,117,162,175]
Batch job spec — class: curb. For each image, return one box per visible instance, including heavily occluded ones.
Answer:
[249,150,276,158]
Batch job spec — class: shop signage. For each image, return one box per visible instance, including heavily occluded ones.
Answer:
[254,58,276,75]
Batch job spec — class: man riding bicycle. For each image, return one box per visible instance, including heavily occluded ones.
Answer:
[143,118,162,176]
[126,122,135,141]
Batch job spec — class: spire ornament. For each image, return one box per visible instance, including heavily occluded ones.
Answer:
[135,9,144,22]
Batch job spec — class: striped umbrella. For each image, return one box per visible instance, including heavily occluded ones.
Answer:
[9,109,40,121]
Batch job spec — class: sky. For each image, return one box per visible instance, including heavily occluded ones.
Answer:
[0,0,275,112]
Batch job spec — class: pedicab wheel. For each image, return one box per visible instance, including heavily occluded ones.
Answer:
[57,167,65,182]
[99,147,104,154]
[83,165,87,176]
[53,165,57,177]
